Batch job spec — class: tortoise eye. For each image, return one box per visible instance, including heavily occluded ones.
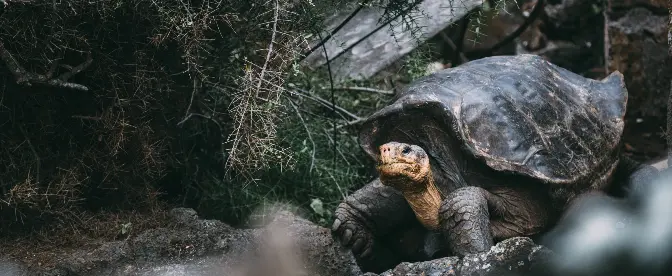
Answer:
[402,146,411,155]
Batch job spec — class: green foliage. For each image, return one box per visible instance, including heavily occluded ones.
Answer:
[193,0,523,227]
[465,0,519,46]
[401,42,442,80]
[0,0,516,237]
[0,0,358,234]
[196,66,393,226]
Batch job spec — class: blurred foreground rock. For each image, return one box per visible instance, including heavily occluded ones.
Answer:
[3,207,556,276]
[369,238,553,276]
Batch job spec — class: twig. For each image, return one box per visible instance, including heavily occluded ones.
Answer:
[0,41,93,91]
[71,115,102,121]
[176,112,222,130]
[336,117,364,129]
[321,128,349,166]
[316,28,338,169]
[179,78,201,125]
[454,10,472,66]
[469,0,546,57]
[289,89,361,121]
[286,90,348,120]
[333,86,394,95]
[326,0,423,64]
[288,99,316,173]
[18,126,40,189]
[225,0,280,171]
[439,31,469,65]
[255,0,279,98]
[298,0,372,63]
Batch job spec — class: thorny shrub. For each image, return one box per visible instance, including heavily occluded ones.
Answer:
[0,0,501,237]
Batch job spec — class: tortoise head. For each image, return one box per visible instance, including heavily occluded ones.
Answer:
[377,142,431,193]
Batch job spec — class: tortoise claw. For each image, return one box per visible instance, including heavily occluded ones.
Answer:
[332,202,376,259]
[360,246,373,259]
[342,229,353,245]
[352,238,365,252]
[331,219,342,232]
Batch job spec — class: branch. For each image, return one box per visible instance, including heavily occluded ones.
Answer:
[0,41,92,91]
[336,117,364,129]
[453,10,472,65]
[333,86,394,95]
[288,89,362,121]
[468,0,546,58]
[326,0,423,64]
[439,30,469,65]
[298,0,372,63]
[288,99,316,173]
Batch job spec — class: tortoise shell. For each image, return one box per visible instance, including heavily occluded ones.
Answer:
[359,54,627,185]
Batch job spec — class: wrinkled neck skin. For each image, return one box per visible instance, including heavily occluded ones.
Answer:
[381,171,443,230]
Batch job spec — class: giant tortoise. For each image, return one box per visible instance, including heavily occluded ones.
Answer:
[331,54,658,262]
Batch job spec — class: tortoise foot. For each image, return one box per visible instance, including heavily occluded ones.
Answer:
[332,202,376,259]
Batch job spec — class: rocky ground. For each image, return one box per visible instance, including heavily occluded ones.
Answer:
[4,163,672,276]
[4,159,672,276]
[0,207,556,276]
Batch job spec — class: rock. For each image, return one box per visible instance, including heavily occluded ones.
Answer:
[0,258,30,276]
[168,207,199,225]
[515,40,587,72]
[12,208,360,276]
[302,0,482,82]
[650,158,668,170]
[607,6,671,119]
[463,0,546,55]
[518,0,606,77]
[4,208,560,276]
[240,210,363,276]
[609,0,667,14]
[375,237,554,276]
[544,0,595,31]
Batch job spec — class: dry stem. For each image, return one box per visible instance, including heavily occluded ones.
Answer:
[0,41,92,91]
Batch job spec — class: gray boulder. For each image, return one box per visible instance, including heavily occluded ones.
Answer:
[5,207,555,276]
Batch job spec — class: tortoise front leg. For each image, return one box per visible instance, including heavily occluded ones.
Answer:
[439,186,494,256]
[332,178,416,259]
[439,185,552,257]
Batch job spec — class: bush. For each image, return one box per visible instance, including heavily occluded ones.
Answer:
[0,0,441,236]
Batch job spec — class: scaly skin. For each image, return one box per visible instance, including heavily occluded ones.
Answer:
[372,142,552,257]
[439,186,494,254]
[331,178,416,259]
[439,185,553,255]
[333,141,659,259]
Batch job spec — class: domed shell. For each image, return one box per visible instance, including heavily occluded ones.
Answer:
[359,54,627,184]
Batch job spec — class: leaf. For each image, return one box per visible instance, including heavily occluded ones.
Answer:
[121,222,133,235]
[310,198,325,216]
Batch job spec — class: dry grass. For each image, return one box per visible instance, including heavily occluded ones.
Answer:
[1,207,171,270]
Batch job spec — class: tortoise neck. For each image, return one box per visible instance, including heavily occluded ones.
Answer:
[403,172,443,230]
